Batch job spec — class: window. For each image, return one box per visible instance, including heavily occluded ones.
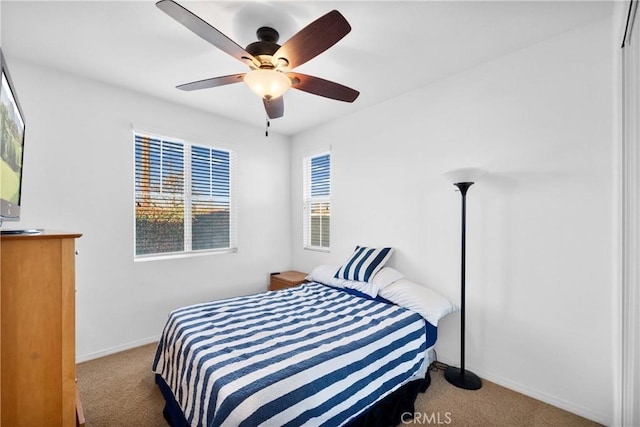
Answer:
[303,152,330,250]
[134,132,236,258]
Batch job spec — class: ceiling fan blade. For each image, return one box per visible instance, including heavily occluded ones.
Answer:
[263,97,284,119]
[176,74,245,91]
[156,0,257,67]
[274,10,351,70]
[288,73,359,102]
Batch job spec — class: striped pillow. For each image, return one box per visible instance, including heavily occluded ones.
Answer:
[334,246,394,283]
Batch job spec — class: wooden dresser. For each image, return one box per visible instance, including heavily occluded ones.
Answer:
[0,231,82,427]
[269,271,308,291]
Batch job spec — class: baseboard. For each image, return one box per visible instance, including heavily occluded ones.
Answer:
[437,356,610,426]
[76,335,161,363]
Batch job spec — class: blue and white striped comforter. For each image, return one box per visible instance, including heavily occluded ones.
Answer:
[153,282,429,427]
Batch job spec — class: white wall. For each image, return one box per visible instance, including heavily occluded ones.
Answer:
[7,59,292,360]
[291,18,614,424]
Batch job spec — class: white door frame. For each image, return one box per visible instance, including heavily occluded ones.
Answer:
[620,1,640,425]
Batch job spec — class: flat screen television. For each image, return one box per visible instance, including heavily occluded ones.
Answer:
[0,47,26,223]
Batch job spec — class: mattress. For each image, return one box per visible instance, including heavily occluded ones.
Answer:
[153,282,436,427]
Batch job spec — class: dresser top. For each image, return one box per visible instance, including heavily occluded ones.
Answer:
[1,230,82,241]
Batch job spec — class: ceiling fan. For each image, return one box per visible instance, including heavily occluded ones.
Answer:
[156,0,360,120]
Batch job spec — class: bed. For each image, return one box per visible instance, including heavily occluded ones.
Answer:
[153,259,456,427]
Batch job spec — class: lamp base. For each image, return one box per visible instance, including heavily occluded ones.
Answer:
[445,366,482,390]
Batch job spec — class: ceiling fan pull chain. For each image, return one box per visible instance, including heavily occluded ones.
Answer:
[265,118,270,137]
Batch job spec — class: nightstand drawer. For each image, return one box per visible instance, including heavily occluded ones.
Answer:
[270,271,308,291]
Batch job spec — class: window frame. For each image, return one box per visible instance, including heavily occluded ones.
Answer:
[303,150,331,252]
[133,131,237,261]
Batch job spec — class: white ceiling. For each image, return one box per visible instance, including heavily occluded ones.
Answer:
[1,0,613,136]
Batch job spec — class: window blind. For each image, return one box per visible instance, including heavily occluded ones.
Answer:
[190,145,233,251]
[303,152,331,250]
[135,134,185,255]
[134,132,236,258]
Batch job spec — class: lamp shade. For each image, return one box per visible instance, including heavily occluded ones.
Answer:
[243,69,291,100]
[442,167,486,184]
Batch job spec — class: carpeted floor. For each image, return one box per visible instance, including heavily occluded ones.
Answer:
[76,343,601,427]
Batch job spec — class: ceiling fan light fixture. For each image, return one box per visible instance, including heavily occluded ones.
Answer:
[243,68,291,100]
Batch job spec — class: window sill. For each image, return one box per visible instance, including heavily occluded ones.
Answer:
[134,248,238,262]
[303,246,330,253]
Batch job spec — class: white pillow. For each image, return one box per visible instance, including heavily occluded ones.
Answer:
[329,277,378,298]
[306,265,340,285]
[371,267,405,290]
[306,265,379,297]
[379,278,457,326]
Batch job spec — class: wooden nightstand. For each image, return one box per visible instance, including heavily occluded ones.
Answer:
[269,271,308,291]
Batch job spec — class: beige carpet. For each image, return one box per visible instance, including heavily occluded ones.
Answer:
[77,343,600,427]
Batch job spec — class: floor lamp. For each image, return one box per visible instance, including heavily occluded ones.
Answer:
[442,167,485,390]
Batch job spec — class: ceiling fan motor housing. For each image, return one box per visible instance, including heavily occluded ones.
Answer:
[246,27,287,68]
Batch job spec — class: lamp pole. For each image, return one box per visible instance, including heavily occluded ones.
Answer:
[445,181,482,390]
